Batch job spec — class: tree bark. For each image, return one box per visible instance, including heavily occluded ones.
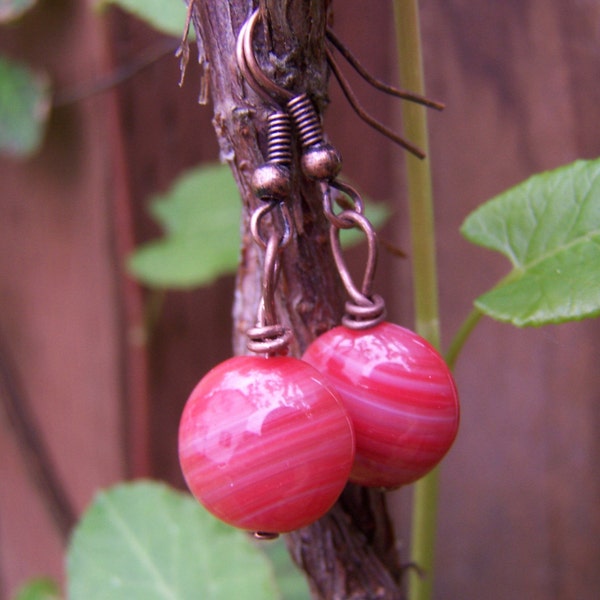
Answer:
[187,1,404,597]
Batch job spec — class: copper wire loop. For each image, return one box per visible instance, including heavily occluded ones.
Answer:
[247,212,293,355]
[321,180,388,328]
[246,324,287,340]
[322,180,365,222]
[260,233,283,326]
[246,325,292,355]
[250,201,293,249]
[329,208,378,305]
[342,294,387,330]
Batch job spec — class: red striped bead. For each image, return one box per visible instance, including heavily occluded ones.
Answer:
[303,322,459,488]
[178,355,355,534]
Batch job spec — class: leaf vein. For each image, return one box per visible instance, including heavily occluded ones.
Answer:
[103,496,178,600]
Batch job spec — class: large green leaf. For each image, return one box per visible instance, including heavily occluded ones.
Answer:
[128,164,390,290]
[67,481,279,600]
[0,56,50,157]
[13,578,61,600]
[127,164,242,289]
[95,0,189,38]
[461,158,600,326]
[0,0,37,22]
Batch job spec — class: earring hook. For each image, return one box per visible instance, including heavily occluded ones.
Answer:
[236,9,437,158]
[236,9,293,105]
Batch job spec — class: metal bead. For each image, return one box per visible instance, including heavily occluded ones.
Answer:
[300,143,342,181]
[251,163,291,201]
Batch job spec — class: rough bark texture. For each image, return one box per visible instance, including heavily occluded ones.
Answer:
[188,1,403,598]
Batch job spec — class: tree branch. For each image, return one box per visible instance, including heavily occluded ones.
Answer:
[187,1,404,597]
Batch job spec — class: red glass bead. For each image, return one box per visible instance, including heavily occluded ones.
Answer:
[303,322,459,489]
[178,355,355,534]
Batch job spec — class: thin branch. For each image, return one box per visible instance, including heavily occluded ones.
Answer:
[190,1,406,596]
[53,38,179,107]
[0,333,77,542]
[326,28,445,110]
[327,48,427,158]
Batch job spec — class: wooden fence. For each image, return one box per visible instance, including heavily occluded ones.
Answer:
[1,1,599,598]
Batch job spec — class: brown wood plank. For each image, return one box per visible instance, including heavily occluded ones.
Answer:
[0,2,135,595]
[414,1,600,598]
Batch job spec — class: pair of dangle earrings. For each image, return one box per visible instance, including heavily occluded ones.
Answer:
[178,10,459,538]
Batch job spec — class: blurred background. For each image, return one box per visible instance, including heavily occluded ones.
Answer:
[1,0,600,598]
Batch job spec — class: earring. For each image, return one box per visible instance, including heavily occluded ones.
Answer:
[178,108,355,539]
[302,182,459,489]
[230,10,458,488]
[179,6,459,541]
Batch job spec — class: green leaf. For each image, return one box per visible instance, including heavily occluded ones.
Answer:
[13,578,61,600]
[67,481,279,600]
[0,0,37,22]
[461,158,600,326]
[0,56,50,157]
[95,0,189,38]
[128,164,391,290]
[128,164,242,289]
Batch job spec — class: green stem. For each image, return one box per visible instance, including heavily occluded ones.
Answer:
[393,0,440,348]
[392,2,440,599]
[446,270,520,369]
[445,307,483,370]
[408,466,440,599]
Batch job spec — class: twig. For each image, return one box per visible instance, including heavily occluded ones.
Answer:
[326,28,445,110]
[53,38,179,107]
[0,332,77,542]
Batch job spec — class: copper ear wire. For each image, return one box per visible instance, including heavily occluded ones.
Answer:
[237,14,297,357]
[246,201,293,356]
[321,182,387,329]
[236,9,443,158]
[237,10,403,332]
[251,112,293,201]
[236,10,293,105]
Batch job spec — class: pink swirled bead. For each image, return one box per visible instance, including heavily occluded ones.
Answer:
[178,355,355,534]
[303,322,459,489]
